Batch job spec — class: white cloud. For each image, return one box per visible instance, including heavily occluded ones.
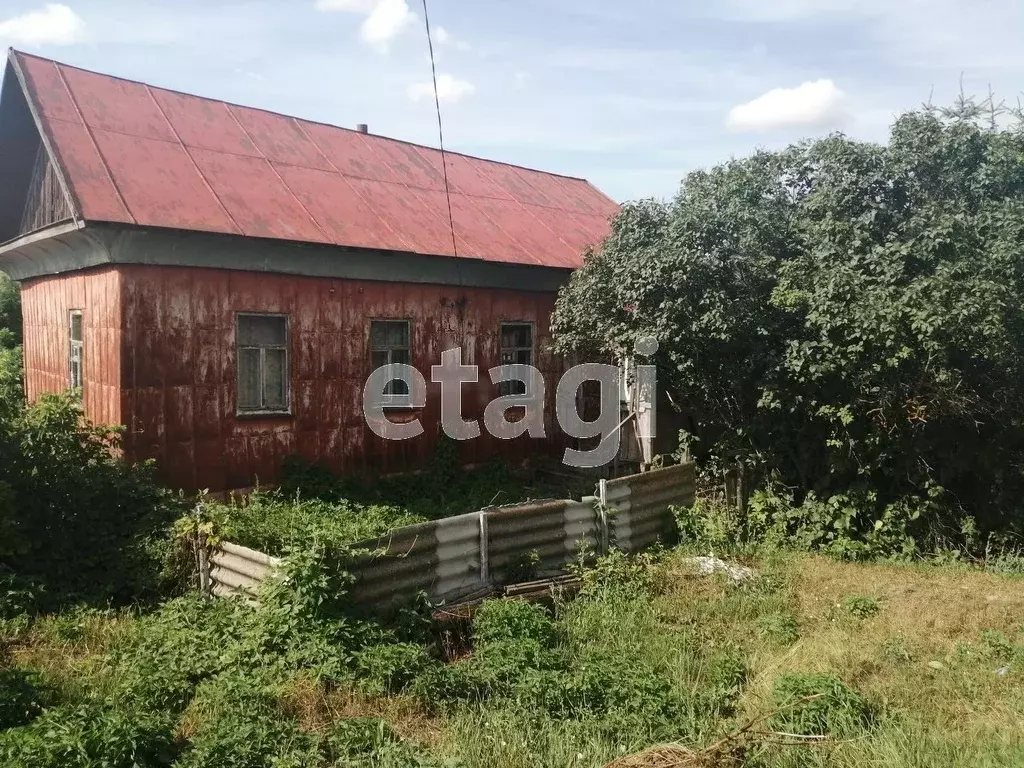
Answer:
[316,0,414,53]
[361,0,415,52]
[407,73,476,104]
[513,71,529,89]
[726,79,848,133]
[0,3,85,46]
[314,0,374,9]
[433,26,450,44]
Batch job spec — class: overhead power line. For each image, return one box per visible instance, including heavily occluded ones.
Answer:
[420,0,459,260]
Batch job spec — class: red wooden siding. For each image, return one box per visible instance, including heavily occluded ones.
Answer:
[114,265,567,491]
[20,267,123,425]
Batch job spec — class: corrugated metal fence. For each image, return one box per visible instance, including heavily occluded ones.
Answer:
[600,462,696,553]
[204,461,695,609]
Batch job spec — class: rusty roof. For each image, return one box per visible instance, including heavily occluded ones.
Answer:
[6,49,619,269]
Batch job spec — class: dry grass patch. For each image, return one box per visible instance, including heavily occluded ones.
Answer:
[9,609,136,698]
[279,676,445,748]
[743,555,1024,731]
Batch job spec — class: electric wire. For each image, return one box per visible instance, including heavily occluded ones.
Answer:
[420,0,459,261]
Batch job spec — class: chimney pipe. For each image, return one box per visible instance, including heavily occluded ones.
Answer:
[356,123,369,134]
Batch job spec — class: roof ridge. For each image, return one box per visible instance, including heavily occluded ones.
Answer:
[8,49,609,190]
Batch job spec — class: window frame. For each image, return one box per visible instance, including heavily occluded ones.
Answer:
[369,318,415,409]
[498,321,536,397]
[235,312,291,416]
[68,309,83,394]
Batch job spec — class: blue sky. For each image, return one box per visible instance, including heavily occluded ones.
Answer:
[2,0,1022,201]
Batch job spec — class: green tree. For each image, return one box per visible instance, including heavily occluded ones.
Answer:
[553,99,1024,534]
[0,273,20,350]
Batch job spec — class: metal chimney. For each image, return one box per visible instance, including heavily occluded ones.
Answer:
[356,123,369,134]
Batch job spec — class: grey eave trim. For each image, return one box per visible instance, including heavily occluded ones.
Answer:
[0,223,575,292]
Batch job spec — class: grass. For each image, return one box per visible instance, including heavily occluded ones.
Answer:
[430,552,1024,766]
[3,550,1023,766]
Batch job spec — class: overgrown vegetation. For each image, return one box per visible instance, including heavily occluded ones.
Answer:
[192,441,592,558]
[0,273,20,351]
[0,393,186,610]
[0,273,23,420]
[2,543,1022,767]
[279,442,592,523]
[193,492,426,556]
[553,96,1024,554]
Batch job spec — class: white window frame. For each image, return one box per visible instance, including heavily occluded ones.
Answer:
[370,319,414,408]
[68,309,83,394]
[498,321,535,397]
[236,312,291,415]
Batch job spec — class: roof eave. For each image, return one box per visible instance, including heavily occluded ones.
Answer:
[0,218,84,257]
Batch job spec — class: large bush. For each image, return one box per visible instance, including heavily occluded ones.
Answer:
[553,99,1024,539]
[0,273,20,350]
[0,393,184,608]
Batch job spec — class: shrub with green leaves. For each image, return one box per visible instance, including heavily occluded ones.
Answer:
[105,596,251,713]
[0,569,38,641]
[570,548,662,600]
[277,440,581,525]
[0,699,176,767]
[0,345,22,424]
[770,673,877,737]
[475,638,566,689]
[757,613,800,646]
[534,652,677,717]
[473,599,559,648]
[411,658,490,711]
[199,492,424,558]
[680,484,947,561]
[176,675,317,768]
[355,642,435,696]
[706,648,747,710]
[322,718,436,767]
[0,393,185,608]
[844,596,882,618]
[0,274,20,350]
[553,97,1024,548]
[0,666,58,731]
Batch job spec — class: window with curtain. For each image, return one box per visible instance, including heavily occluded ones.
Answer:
[370,320,412,405]
[499,322,534,396]
[237,314,289,413]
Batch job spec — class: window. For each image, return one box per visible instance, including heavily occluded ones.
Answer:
[68,310,83,391]
[370,320,412,405]
[237,314,289,413]
[499,322,534,396]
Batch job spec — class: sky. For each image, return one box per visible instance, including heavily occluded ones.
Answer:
[1,0,1022,202]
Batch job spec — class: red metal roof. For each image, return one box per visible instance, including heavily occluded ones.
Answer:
[8,50,618,269]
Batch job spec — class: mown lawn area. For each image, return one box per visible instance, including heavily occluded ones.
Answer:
[3,548,1022,767]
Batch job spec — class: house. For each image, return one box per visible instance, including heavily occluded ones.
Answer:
[0,50,618,492]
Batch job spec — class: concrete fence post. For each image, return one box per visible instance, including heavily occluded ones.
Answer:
[597,479,609,554]
[478,510,489,583]
[196,537,211,597]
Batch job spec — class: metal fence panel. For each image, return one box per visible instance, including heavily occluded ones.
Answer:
[204,462,695,609]
[209,541,282,599]
[601,462,695,553]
